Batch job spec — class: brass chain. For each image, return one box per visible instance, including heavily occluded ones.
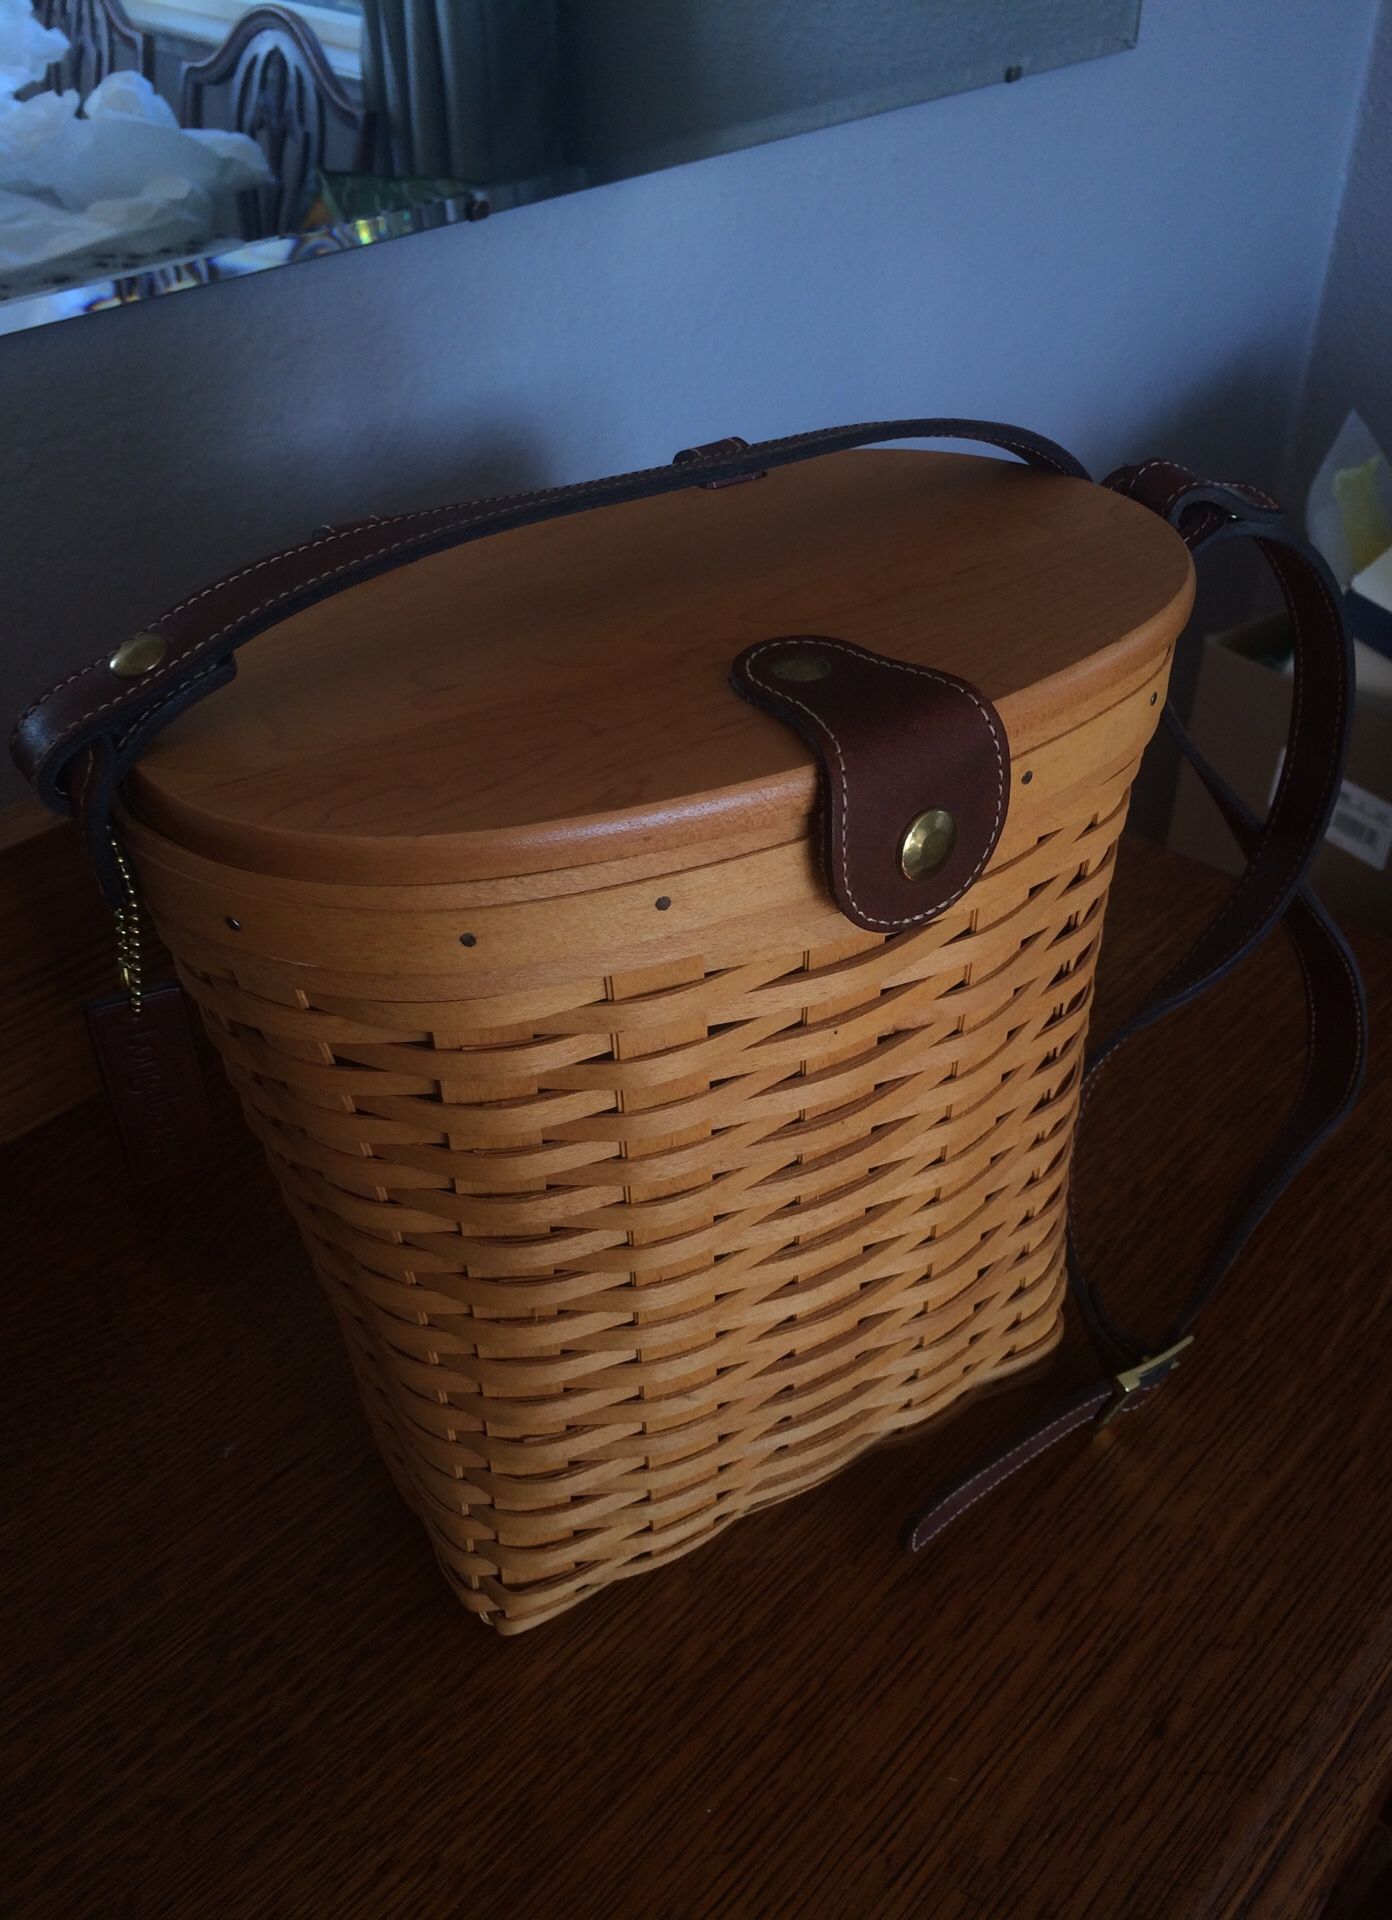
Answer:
[109,833,143,1015]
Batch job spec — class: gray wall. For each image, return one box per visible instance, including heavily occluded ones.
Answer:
[0,0,1379,816]
[1288,0,1392,498]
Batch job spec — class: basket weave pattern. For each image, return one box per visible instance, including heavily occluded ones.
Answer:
[161,752,1136,1632]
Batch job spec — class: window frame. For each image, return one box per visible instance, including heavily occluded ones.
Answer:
[128,1,362,81]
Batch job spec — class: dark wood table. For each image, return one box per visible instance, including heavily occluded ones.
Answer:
[6,841,1390,1920]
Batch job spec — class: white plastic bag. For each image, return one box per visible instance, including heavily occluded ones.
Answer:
[0,0,66,96]
[0,65,272,290]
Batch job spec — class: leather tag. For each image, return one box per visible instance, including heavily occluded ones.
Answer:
[85,983,216,1186]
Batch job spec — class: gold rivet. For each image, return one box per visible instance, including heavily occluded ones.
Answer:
[899,807,957,881]
[769,651,831,683]
[109,630,167,678]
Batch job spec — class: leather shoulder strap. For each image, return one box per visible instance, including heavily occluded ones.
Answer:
[9,417,1083,905]
[904,466,1367,1552]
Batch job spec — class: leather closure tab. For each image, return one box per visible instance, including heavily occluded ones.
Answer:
[730,634,1011,933]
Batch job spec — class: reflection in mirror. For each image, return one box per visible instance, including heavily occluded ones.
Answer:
[0,0,1140,334]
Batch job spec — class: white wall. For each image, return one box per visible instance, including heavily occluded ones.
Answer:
[0,0,1379,810]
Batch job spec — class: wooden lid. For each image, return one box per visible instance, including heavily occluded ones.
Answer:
[129,450,1193,885]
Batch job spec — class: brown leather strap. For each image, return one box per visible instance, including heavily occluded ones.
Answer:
[8,416,1084,906]
[902,1382,1115,1554]
[728,634,1010,933]
[902,467,1367,1554]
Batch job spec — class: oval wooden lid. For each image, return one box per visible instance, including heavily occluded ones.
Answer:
[129,450,1194,885]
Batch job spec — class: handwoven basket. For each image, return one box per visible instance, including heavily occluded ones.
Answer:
[117,446,1191,1631]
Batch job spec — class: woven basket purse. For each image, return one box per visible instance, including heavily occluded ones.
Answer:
[13,418,1366,1634]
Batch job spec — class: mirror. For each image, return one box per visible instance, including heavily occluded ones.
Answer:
[0,1,1140,335]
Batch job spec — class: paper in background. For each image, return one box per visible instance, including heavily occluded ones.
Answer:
[1303,411,1392,709]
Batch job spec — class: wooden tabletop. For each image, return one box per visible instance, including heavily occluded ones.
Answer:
[5,840,1389,1920]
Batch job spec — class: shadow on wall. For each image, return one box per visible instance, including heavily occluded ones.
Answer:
[0,262,568,812]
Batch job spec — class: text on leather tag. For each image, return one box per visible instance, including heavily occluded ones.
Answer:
[85,983,216,1186]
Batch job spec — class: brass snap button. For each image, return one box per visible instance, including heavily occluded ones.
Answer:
[109,630,168,677]
[768,651,831,683]
[899,808,957,880]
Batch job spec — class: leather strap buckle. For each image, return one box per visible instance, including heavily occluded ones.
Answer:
[1097,1336,1195,1428]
